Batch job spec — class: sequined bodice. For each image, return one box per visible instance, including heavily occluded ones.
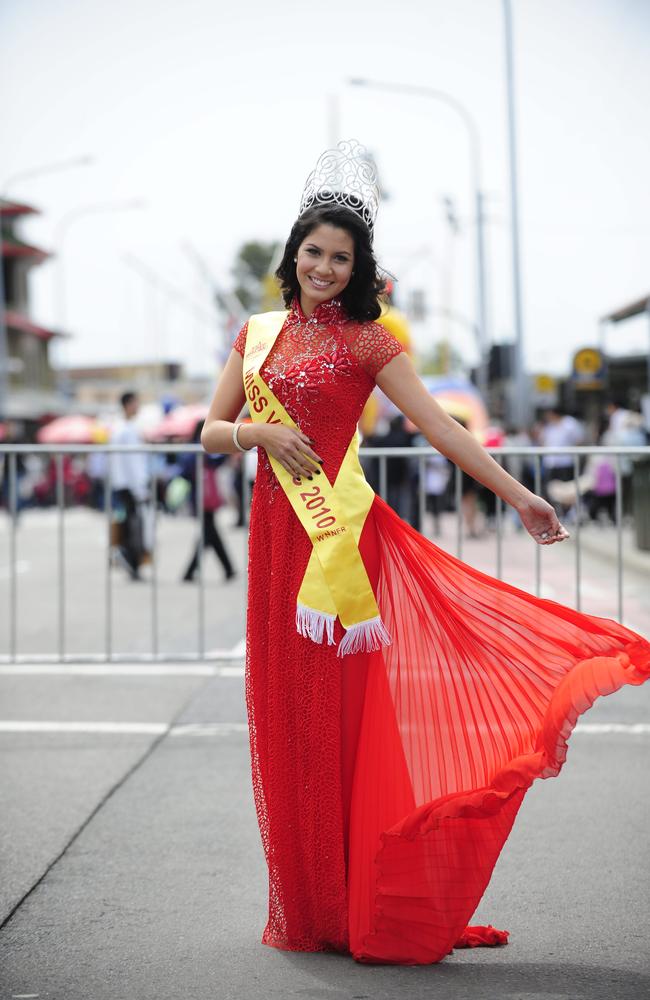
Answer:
[233,298,403,495]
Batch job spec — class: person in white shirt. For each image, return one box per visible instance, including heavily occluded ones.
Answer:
[539,407,584,518]
[605,398,646,513]
[110,391,150,579]
[540,407,584,481]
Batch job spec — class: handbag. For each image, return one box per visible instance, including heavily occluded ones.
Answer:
[203,466,223,513]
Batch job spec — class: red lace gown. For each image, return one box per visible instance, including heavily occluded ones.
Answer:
[232,297,650,965]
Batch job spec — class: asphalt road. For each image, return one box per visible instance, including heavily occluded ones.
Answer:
[1,506,649,999]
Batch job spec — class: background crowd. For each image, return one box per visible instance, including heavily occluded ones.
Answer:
[2,383,648,586]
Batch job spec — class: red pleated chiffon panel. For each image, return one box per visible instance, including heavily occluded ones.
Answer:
[348,497,650,965]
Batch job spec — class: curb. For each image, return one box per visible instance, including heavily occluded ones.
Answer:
[575,529,650,576]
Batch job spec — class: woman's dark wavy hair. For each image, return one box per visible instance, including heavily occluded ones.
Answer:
[275,203,385,322]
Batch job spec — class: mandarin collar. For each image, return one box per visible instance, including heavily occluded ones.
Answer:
[288,296,347,326]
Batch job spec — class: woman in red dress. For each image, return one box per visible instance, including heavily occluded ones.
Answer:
[201,144,649,965]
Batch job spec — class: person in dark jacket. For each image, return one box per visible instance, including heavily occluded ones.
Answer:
[181,420,235,582]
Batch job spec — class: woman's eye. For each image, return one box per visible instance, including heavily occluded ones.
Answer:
[305,247,319,255]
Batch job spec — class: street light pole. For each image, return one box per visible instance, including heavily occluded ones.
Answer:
[3,155,94,195]
[124,251,222,385]
[53,199,146,397]
[503,0,528,427]
[0,207,8,423]
[349,78,490,401]
[327,94,341,148]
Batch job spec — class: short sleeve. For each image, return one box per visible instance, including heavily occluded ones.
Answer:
[347,321,404,379]
[232,321,248,357]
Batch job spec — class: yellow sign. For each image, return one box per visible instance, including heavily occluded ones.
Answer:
[574,348,603,376]
[572,347,606,390]
[534,374,557,394]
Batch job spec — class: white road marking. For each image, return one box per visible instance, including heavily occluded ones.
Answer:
[211,637,246,658]
[0,664,217,677]
[0,720,248,736]
[0,721,648,737]
[572,723,650,735]
[0,721,168,734]
[0,660,246,678]
[169,722,248,736]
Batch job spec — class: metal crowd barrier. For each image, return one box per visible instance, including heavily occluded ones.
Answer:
[1,443,649,664]
[360,444,650,624]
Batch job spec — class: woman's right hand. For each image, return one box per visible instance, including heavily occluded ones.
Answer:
[516,492,570,545]
[256,424,323,483]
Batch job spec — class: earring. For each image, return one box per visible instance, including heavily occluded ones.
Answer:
[293,257,297,263]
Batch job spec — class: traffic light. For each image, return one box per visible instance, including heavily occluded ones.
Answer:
[488,344,515,381]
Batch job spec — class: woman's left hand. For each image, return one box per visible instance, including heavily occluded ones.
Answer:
[516,493,570,545]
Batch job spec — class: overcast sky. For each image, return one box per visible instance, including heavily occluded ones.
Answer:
[2,0,649,380]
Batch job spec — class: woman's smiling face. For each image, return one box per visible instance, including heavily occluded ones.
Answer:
[295,223,355,316]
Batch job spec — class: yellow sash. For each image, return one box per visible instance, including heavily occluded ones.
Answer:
[244,311,391,657]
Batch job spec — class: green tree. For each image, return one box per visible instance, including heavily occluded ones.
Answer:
[232,241,278,312]
[420,340,464,375]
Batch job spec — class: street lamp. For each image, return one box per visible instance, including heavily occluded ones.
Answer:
[348,77,490,402]
[123,251,222,391]
[53,199,146,396]
[502,0,528,428]
[3,155,95,195]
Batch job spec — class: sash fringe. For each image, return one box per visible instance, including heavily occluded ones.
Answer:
[337,616,392,658]
[296,604,336,646]
[296,606,392,657]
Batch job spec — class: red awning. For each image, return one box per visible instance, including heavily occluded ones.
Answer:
[147,403,209,442]
[4,310,63,340]
[37,414,109,444]
[1,239,50,262]
[0,199,39,218]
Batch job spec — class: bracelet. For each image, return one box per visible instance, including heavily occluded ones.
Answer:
[232,422,249,453]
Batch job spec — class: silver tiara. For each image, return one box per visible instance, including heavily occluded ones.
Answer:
[298,139,380,235]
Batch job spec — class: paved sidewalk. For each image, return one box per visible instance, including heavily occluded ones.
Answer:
[576,522,650,575]
[2,506,649,661]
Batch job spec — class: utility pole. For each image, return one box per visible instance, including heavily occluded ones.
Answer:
[0,206,8,423]
[503,0,528,427]
[349,78,490,401]
[327,94,340,148]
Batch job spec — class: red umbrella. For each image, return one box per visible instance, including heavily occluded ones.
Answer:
[37,415,108,444]
[146,404,208,442]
